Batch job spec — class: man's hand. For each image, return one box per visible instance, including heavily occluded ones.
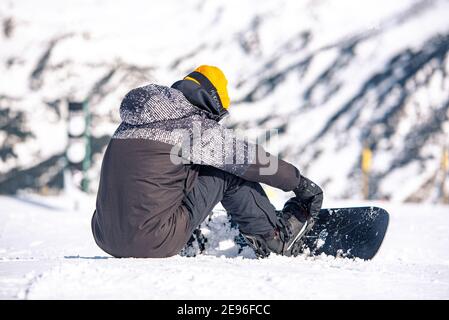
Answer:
[293,175,323,218]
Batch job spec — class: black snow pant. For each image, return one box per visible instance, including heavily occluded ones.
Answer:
[182,165,279,237]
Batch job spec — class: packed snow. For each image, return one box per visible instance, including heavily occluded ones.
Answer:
[0,193,448,299]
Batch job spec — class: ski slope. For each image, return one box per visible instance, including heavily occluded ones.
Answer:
[0,194,448,299]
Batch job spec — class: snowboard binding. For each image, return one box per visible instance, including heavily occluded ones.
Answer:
[240,206,315,258]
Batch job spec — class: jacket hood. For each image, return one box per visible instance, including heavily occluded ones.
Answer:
[171,79,228,122]
[119,84,198,126]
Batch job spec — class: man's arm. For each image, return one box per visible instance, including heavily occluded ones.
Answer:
[237,144,301,192]
[180,117,323,217]
[179,117,300,191]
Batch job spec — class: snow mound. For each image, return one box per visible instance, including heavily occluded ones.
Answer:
[180,209,256,259]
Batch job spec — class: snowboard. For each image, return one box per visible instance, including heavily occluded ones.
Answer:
[183,206,389,260]
[299,206,389,260]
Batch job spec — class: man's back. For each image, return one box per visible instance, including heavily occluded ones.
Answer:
[92,85,200,258]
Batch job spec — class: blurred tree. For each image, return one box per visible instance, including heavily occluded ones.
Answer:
[3,17,14,38]
[0,104,33,162]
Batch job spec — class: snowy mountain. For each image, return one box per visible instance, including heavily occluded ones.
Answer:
[1,0,449,202]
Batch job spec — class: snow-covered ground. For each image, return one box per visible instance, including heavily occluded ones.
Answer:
[1,193,448,300]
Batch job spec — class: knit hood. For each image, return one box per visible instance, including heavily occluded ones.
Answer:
[119,84,198,126]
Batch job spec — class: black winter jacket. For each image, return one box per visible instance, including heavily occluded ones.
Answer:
[92,81,300,258]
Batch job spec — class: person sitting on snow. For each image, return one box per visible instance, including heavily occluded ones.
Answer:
[91,65,323,258]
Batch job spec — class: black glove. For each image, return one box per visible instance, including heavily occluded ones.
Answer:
[293,174,323,218]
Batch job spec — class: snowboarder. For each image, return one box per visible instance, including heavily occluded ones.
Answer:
[91,65,323,258]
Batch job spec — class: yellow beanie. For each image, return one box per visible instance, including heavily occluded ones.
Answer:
[185,65,230,109]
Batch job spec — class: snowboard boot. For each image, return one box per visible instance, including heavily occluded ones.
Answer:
[241,198,315,258]
[280,197,316,256]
